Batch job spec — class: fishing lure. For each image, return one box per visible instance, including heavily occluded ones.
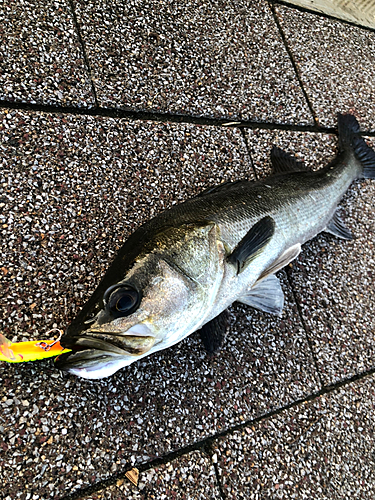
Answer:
[0,330,71,363]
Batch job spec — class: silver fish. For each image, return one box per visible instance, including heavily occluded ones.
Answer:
[55,114,375,379]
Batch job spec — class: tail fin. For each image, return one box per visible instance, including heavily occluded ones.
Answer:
[338,113,375,179]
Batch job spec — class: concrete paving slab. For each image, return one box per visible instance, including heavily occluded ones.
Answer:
[0,110,319,499]
[0,0,95,107]
[246,129,375,385]
[275,5,375,130]
[81,451,221,499]
[213,374,375,499]
[73,0,312,124]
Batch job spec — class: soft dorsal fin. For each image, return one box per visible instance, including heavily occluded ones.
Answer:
[237,274,284,316]
[325,212,354,240]
[227,216,275,275]
[270,147,307,174]
[198,309,229,355]
[257,243,301,281]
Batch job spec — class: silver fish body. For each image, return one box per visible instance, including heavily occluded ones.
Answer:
[55,114,375,379]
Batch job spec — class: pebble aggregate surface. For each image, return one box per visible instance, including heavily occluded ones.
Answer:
[1,1,375,499]
[276,6,375,130]
[0,0,95,107]
[73,0,312,124]
[289,173,375,385]
[81,451,221,499]
[213,374,375,499]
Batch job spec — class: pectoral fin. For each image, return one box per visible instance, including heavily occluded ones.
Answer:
[325,212,353,240]
[227,216,275,274]
[198,309,229,355]
[237,274,284,316]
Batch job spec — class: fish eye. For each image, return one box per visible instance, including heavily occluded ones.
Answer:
[104,285,141,317]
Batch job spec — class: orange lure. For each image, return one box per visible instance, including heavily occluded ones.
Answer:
[0,330,71,363]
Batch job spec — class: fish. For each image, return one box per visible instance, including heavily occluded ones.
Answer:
[55,113,375,379]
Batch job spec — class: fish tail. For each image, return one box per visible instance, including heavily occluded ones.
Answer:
[338,113,375,179]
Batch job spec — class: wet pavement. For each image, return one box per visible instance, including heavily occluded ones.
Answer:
[1,1,375,499]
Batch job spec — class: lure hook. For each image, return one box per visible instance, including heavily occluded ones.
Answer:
[35,329,64,352]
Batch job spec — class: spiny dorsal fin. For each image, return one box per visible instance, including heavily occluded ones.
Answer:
[227,216,275,275]
[237,274,284,316]
[198,309,229,355]
[325,212,354,240]
[271,147,307,174]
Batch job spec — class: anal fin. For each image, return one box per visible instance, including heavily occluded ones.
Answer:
[325,212,353,240]
[237,274,284,316]
[198,309,229,355]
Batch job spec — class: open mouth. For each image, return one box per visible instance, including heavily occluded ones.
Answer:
[61,332,156,356]
[53,322,158,379]
[54,331,157,379]
[60,322,155,354]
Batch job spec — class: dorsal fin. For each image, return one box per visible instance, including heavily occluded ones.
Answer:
[270,147,307,174]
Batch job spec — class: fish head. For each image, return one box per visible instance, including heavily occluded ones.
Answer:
[55,254,208,379]
[55,222,224,379]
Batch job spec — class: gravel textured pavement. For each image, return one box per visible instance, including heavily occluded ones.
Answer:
[1,1,374,499]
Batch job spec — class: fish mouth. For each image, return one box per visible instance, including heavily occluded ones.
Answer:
[60,323,156,355]
[60,332,156,356]
[54,325,157,379]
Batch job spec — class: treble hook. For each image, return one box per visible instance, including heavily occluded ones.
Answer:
[35,329,64,352]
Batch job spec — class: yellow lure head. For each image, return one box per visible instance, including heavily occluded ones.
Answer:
[0,332,71,363]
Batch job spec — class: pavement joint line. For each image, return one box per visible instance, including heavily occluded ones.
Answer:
[270,0,375,34]
[202,441,228,500]
[66,0,99,108]
[1,99,375,137]
[58,366,375,500]
[286,270,325,389]
[212,460,227,500]
[269,1,318,126]
[0,99,333,134]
